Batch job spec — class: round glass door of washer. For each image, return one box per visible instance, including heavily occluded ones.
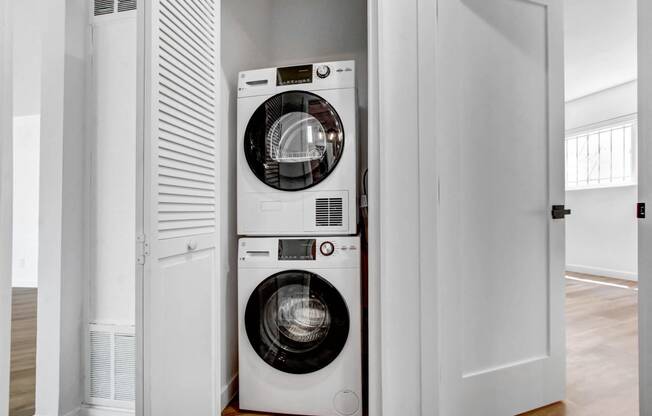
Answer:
[244,270,350,374]
[243,91,345,191]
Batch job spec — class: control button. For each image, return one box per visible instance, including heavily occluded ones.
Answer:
[316,65,331,79]
[320,241,335,256]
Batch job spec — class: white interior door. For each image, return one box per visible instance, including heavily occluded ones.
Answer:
[0,0,12,414]
[436,0,565,414]
[139,0,220,415]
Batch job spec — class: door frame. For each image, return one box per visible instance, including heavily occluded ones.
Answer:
[638,0,652,413]
[0,0,13,414]
[367,0,437,414]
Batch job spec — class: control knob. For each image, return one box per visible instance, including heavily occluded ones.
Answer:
[316,65,331,79]
[320,241,335,256]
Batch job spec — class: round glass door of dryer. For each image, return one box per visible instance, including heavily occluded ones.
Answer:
[244,270,350,374]
[243,91,345,191]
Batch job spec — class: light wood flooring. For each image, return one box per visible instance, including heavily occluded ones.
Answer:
[9,288,37,416]
[224,273,639,416]
[523,273,639,416]
[7,276,637,416]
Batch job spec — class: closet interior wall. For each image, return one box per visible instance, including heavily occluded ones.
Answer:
[219,0,368,406]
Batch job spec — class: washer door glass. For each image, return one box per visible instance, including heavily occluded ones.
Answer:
[244,91,345,191]
[245,270,350,374]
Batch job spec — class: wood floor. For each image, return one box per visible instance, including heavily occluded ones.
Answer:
[7,276,637,416]
[523,273,639,416]
[9,288,37,416]
[224,274,639,416]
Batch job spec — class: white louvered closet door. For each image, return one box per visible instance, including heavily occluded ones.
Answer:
[140,0,219,415]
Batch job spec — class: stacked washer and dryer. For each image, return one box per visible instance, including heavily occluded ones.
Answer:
[237,61,363,416]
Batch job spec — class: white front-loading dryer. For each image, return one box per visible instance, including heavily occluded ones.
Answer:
[237,61,358,236]
[238,236,362,416]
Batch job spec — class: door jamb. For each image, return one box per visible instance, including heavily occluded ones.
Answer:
[0,0,13,413]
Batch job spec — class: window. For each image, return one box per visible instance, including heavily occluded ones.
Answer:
[565,119,637,189]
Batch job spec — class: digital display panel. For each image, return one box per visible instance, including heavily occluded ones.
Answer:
[277,65,313,86]
[278,239,316,261]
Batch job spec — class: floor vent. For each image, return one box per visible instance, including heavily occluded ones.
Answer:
[88,324,136,409]
[315,197,344,227]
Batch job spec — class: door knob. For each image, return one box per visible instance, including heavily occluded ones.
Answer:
[551,205,571,219]
[187,240,198,251]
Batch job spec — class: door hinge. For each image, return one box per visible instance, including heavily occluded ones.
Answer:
[638,202,646,219]
[137,233,150,265]
[551,205,572,219]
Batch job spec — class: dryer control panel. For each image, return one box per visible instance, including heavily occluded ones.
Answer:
[238,60,355,98]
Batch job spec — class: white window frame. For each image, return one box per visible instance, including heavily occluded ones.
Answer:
[565,114,638,191]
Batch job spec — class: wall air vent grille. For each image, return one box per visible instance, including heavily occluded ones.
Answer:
[88,324,136,408]
[114,334,136,401]
[117,0,136,12]
[94,0,114,16]
[155,0,217,240]
[315,198,343,227]
[89,331,112,399]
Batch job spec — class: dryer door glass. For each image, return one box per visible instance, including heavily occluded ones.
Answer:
[245,270,350,374]
[244,91,345,191]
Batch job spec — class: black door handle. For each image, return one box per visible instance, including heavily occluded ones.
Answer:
[551,205,571,219]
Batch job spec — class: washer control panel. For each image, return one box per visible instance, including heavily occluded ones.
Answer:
[239,236,360,267]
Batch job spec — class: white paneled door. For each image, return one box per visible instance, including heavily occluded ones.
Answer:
[139,0,219,415]
[435,0,565,414]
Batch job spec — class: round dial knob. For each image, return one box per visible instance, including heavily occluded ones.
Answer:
[316,65,331,79]
[320,241,335,256]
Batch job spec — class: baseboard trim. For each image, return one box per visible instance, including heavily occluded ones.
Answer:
[566,264,638,282]
[61,407,82,416]
[79,404,134,416]
[221,373,238,411]
[11,279,37,288]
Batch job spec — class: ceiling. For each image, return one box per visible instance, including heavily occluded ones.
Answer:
[564,0,637,101]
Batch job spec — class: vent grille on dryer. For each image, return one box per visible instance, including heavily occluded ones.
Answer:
[117,0,136,12]
[94,0,114,16]
[316,198,343,227]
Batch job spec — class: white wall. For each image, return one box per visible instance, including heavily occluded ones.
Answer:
[36,0,88,413]
[90,15,137,326]
[11,0,42,288]
[565,81,638,280]
[12,0,41,117]
[219,0,367,407]
[12,115,40,287]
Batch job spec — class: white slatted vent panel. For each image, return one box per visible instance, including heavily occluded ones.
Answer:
[93,0,136,17]
[114,333,136,401]
[94,0,114,16]
[117,0,137,12]
[315,198,343,227]
[156,0,217,240]
[88,325,136,407]
[90,330,112,399]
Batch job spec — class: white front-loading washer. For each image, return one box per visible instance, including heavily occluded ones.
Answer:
[238,236,362,416]
[237,61,358,236]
